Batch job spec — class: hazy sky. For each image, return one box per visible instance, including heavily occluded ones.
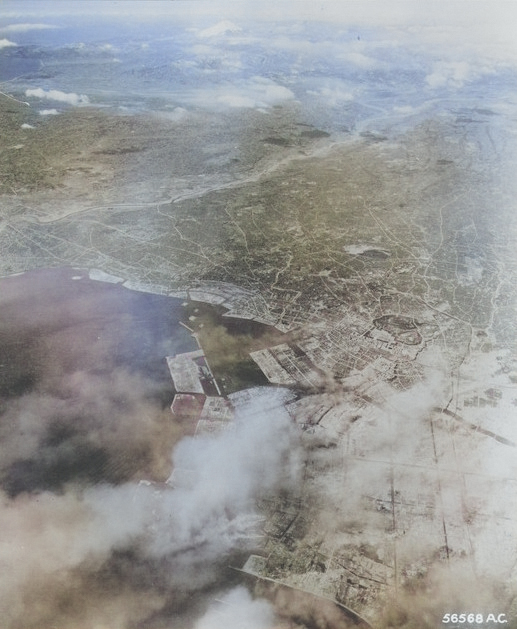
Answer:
[2,0,516,26]
[3,0,517,64]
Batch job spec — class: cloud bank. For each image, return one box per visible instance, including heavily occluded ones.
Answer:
[425,60,495,89]
[201,76,294,110]
[0,363,301,628]
[26,88,89,106]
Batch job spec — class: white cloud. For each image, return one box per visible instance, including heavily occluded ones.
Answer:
[215,77,294,109]
[182,76,294,110]
[339,51,378,70]
[25,88,89,106]
[198,20,241,39]
[216,93,255,108]
[307,81,354,106]
[157,107,189,122]
[426,61,470,88]
[188,43,243,72]
[0,23,56,33]
[425,61,494,89]
[38,109,59,116]
[265,35,382,75]
[0,38,17,48]
[20,123,35,129]
[190,44,216,56]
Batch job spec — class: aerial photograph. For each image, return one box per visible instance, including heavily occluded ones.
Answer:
[0,1,516,627]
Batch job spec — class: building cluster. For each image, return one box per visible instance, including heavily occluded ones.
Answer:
[163,301,489,623]
[250,343,323,388]
[170,280,282,328]
[250,310,427,394]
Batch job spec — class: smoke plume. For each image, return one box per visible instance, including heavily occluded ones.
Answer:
[0,386,301,628]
